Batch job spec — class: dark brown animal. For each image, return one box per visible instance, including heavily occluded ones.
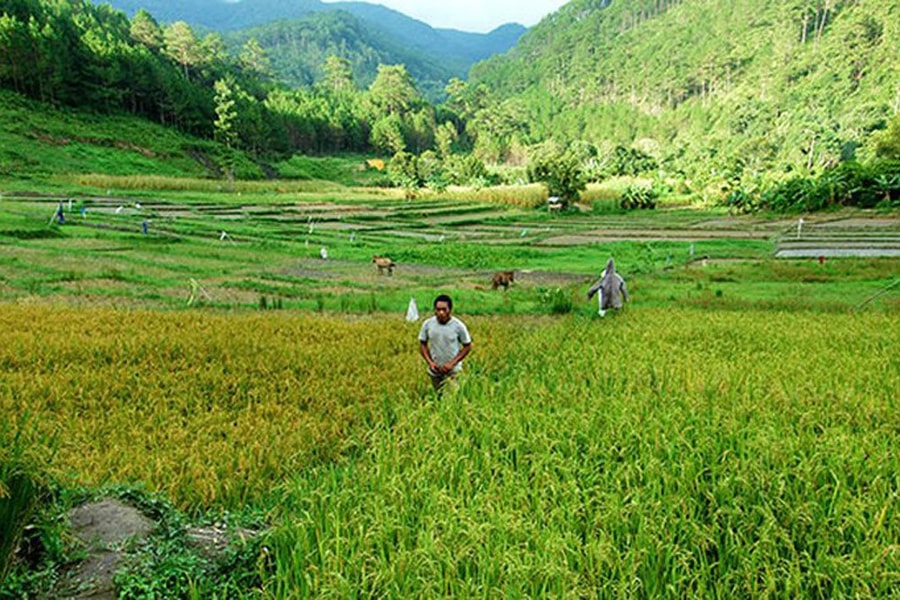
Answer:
[372,255,395,275]
[491,270,515,290]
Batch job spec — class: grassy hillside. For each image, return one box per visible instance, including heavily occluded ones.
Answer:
[0,90,386,189]
[0,91,212,182]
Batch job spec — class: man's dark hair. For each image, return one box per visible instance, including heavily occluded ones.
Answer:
[434,294,453,309]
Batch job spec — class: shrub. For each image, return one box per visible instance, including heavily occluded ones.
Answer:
[526,144,586,208]
[444,154,490,186]
[388,151,424,198]
[870,159,900,207]
[605,145,658,177]
[619,183,659,210]
[754,160,900,212]
[538,287,574,314]
[725,177,764,213]
[872,113,900,159]
[759,176,818,212]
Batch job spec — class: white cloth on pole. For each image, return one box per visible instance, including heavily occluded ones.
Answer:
[406,298,420,322]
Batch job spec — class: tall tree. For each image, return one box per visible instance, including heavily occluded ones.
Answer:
[0,14,28,94]
[162,21,202,80]
[406,109,435,154]
[320,54,354,94]
[434,121,458,159]
[370,113,405,154]
[129,9,161,50]
[468,98,527,163]
[238,38,272,83]
[365,64,421,117]
[213,76,239,186]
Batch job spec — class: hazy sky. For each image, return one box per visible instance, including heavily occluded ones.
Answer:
[321,0,569,33]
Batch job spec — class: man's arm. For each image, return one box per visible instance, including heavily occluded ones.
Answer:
[443,342,472,372]
[419,340,439,372]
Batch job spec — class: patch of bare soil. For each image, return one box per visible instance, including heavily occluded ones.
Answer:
[812,218,899,228]
[536,228,773,246]
[776,214,900,257]
[515,269,591,287]
[56,499,154,599]
[53,498,259,599]
[278,259,590,294]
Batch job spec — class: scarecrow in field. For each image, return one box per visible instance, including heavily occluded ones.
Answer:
[586,258,628,316]
[53,201,65,225]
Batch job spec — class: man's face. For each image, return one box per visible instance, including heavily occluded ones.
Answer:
[434,301,451,324]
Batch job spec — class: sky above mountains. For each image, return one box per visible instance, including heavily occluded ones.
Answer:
[321,0,569,32]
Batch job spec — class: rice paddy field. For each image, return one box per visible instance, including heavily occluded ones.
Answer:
[1,188,899,597]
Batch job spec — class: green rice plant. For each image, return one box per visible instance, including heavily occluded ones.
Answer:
[0,414,54,586]
[264,310,900,597]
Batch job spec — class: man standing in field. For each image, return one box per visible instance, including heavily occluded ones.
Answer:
[418,294,472,392]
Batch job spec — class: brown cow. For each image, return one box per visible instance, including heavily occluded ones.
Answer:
[372,255,395,275]
[491,270,515,290]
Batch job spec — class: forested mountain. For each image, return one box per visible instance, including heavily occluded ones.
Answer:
[221,12,463,100]
[469,0,899,190]
[101,0,526,98]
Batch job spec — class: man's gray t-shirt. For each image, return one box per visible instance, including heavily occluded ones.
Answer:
[418,316,472,375]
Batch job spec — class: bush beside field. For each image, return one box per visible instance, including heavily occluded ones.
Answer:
[2,305,898,596]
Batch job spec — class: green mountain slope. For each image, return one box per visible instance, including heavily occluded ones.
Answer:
[331,2,525,65]
[471,0,899,183]
[223,11,457,99]
[100,0,525,98]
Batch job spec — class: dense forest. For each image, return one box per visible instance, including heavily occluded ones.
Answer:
[0,0,898,210]
[0,0,434,156]
[470,0,900,208]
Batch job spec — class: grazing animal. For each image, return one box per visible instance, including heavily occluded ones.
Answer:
[586,258,628,313]
[372,255,396,275]
[491,270,515,290]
